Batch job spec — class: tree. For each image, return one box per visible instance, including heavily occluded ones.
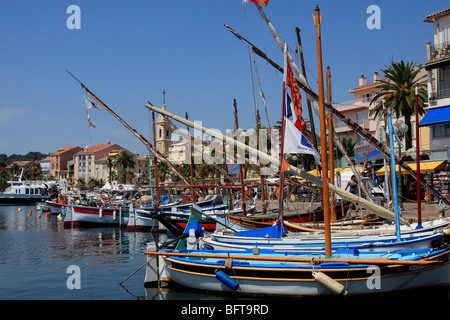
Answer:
[335,137,358,160]
[113,150,135,183]
[370,60,427,151]
[24,162,42,180]
[105,158,115,183]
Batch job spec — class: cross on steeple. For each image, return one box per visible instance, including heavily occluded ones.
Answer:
[162,89,167,105]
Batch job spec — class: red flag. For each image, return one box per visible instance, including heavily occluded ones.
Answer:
[285,61,306,132]
[243,0,269,7]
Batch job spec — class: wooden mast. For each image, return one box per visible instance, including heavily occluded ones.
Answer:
[185,112,196,204]
[233,99,247,216]
[277,44,288,222]
[326,66,337,223]
[256,110,267,214]
[295,27,319,151]
[152,112,160,211]
[314,5,332,258]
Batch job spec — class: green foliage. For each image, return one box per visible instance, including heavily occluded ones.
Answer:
[0,152,47,164]
[370,60,427,150]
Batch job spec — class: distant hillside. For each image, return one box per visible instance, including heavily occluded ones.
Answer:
[0,152,48,165]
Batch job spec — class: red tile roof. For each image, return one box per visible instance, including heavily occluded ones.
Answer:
[425,8,450,21]
[51,146,81,156]
[75,143,117,155]
[348,78,388,93]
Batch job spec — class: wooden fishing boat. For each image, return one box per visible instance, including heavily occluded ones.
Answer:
[126,203,254,233]
[63,204,129,228]
[146,247,450,296]
[45,199,68,214]
[201,224,450,252]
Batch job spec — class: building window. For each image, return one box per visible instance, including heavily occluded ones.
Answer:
[159,129,162,138]
[362,93,372,103]
[433,124,450,138]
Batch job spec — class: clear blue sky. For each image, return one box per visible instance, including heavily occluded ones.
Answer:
[0,0,447,156]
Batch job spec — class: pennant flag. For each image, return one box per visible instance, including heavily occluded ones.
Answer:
[281,159,290,172]
[85,95,103,111]
[87,112,95,128]
[243,0,269,7]
[283,116,321,165]
[285,60,306,132]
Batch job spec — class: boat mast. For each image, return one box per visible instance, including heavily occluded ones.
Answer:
[185,112,196,204]
[314,5,332,258]
[233,99,247,216]
[326,66,337,223]
[152,112,160,211]
[256,110,267,215]
[278,44,288,222]
[295,27,318,151]
[415,86,423,229]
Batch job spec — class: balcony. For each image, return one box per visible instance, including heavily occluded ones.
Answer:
[334,97,372,109]
[429,87,450,108]
[334,118,370,133]
[430,41,450,61]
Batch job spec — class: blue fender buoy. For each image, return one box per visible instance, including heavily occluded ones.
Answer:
[215,270,240,291]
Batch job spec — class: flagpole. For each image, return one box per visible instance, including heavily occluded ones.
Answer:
[84,93,93,148]
[277,43,288,222]
[415,85,423,229]
[314,5,332,258]
[326,66,337,223]
[233,99,247,216]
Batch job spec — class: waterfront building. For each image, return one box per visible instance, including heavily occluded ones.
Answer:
[335,70,430,166]
[74,144,125,181]
[39,156,51,178]
[423,8,450,161]
[49,146,83,180]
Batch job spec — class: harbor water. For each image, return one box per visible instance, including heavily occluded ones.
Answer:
[0,204,238,301]
[1,204,449,310]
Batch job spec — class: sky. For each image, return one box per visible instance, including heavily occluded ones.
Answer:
[0,0,448,156]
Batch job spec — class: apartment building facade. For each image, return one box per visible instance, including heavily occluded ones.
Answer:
[49,146,83,180]
[422,8,450,160]
[74,144,125,181]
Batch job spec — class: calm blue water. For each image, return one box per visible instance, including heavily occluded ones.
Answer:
[1,204,449,308]
[0,204,156,299]
[0,204,240,301]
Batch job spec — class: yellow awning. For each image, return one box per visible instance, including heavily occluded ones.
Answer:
[375,161,445,176]
[306,167,364,177]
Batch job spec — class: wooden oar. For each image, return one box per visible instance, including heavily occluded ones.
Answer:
[145,250,445,266]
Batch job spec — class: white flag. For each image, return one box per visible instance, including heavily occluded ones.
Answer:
[84,95,103,111]
[283,93,321,165]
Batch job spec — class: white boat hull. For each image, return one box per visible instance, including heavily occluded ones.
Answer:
[158,248,450,296]
[202,230,445,252]
[64,205,129,228]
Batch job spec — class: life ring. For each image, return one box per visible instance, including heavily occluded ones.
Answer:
[118,184,124,190]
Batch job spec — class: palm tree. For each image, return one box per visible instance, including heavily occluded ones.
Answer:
[154,161,169,183]
[24,162,42,180]
[335,137,358,161]
[113,150,135,183]
[9,163,21,180]
[105,158,115,183]
[370,60,427,151]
